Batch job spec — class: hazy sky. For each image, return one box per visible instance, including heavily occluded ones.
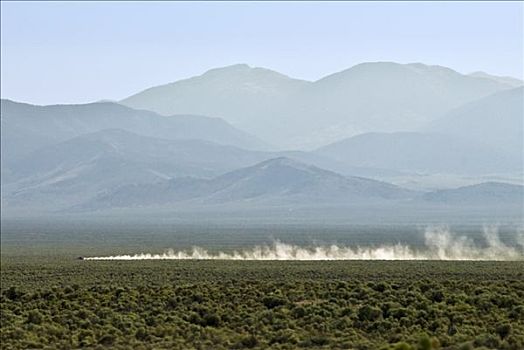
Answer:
[1,1,523,105]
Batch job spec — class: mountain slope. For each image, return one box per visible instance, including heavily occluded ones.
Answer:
[6,128,269,181]
[315,132,521,175]
[468,71,523,88]
[4,129,402,211]
[121,64,309,145]
[205,157,414,203]
[2,129,271,209]
[83,157,414,210]
[3,125,394,184]
[421,182,524,205]
[121,62,516,148]
[302,62,514,133]
[0,99,269,166]
[426,87,524,154]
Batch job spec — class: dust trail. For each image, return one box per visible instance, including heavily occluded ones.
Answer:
[84,226,524,261]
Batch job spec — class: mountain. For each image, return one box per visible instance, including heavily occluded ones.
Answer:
[315,132,521,175]
[2,129,270,209]
[82,157,415,210]
[203,157,414,203]
[468,71,523,88]
[0,99,269,166]
[3,129,403,211]
[426,87,524,154]
[421,182,524,205]
[121,62,516,148]
[298,63,516,142]
[121,64,309,146]
[5,128,269,181]
[3,126,399,186]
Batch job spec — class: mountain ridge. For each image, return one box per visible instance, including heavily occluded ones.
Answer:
[426,86,524,154]
[80,157,415,211]
[421,182,524,205]
[315,131,521,175]
[1,99,271,166]
[120,62,517,148]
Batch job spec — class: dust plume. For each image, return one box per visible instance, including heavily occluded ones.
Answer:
[84,226,524,261]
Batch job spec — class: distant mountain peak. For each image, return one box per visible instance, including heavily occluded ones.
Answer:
[405,62,459,75]
[202,63,252,75]
[249,157,329,175]
[468,71,523,88]
[258,156,303,167]
[200,63,296,81]
[120,61,517,148]
[314,61,462,85]
[422,182,524,204]
[345,61,457,76]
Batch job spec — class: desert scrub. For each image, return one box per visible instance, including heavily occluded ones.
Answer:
[1,259,523,349]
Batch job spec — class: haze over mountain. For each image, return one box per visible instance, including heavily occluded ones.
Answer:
[5,129,265,181]
[427,86,524,154]
[1,129,406,211]
[315,132,521,175]
[421,182,524,205]
[81,157,415,211]
[1,62,522,219]
[467,72,523,88]
[0,99,269,166]
[74,159,524,217]
[1,128,268,210]
[122,62,517,149]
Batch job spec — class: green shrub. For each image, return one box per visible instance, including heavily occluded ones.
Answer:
[240,335,258,348]
[495,323,512,340]
[98,333,115,346]
[262,296,286,309]
[26,310,43,324]
[358,305,382,322]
